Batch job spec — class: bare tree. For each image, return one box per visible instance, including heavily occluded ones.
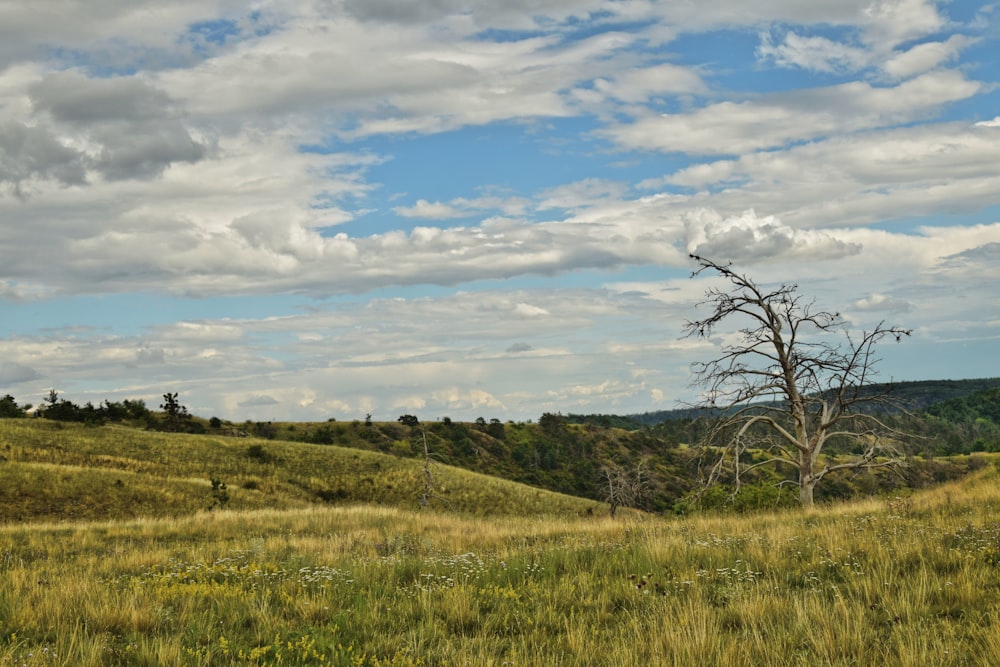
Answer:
[602,460,650,517]
[684,254,912,506]
[418,430,451,510]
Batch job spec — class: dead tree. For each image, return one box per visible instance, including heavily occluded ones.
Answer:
[602,460,650,517]
[684,254,911,506]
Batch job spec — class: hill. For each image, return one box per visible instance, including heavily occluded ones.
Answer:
[0,419,604,523]
[927,386,1000,424]
[2,412,982,524]
[620,377,1000,426]
[2,376,997,521]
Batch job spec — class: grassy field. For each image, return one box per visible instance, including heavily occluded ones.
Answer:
[1,461,998,664]
[2,418,1000,665]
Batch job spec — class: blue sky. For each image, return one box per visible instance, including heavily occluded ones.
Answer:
[1,0,998,421]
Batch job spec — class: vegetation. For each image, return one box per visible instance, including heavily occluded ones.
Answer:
[1,386,993,519]
[629,377,1000,426]
[0,419,603,523]
[0,463,998,665]
[0,377,996,663]
[927,386,1000,425]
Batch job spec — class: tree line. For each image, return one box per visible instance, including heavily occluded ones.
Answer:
[0,391,203,433]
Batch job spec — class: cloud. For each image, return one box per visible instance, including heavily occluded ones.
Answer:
[0,361,40,384]
[663,121,1000,228]
[506,342,534,353]
[135,347,166,364]
[600,70,980,155]
[0,122,88,192]
[393,199,467,219]
[882,35,978,80]
[238,394,280,408]
[684,209,862,262]
[589,63,707,103]
[28,71,207,181]
[853,292,913,313]
[757,31,870,73]
[861,0,946,50]
[3,220,997,422]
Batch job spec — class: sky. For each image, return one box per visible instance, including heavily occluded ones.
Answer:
[1,0,998,423]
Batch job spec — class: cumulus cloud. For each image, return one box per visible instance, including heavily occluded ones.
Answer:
[1,69,206,195]
[28,71,207,181]
[0,122,88,192]
[684,209,862,262]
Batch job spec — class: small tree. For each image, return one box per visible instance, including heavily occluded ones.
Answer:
[684,254,911,506]
[398,414,419,428]
[0,395,27,418]
[160,392,190,432]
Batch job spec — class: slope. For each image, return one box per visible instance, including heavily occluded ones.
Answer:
[0,419,604,523]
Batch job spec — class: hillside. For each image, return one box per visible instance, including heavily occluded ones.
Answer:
[927,386,1000,424]
[621,377,1000,426]
[0,419,604,523]
[2,376,997,521]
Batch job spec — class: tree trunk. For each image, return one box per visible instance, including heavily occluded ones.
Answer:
[799,450,816,506]
[799,479,816,506]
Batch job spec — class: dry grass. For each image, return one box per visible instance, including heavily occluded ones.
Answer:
[0,466,998,665]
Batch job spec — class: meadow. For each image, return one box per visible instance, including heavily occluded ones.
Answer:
[2,418,1000,665]
[1,465,998,665]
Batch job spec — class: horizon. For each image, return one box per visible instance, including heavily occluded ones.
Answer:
[10,374,999,424]
[2,1,999,422]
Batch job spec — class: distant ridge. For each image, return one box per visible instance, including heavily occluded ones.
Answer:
[615,377,1000,427]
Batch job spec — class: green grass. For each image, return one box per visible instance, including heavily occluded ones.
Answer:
[0,463,999,664]
[0,419,604,521]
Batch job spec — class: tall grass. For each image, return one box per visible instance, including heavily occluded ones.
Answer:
[1,467,998,665]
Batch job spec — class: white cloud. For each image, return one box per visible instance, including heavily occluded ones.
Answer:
[853,292,913,312]
[757,31,870,73]
[393,199,467,219]
[861,0,946,50]
[600,70,980,155]
[683,209,862,262]
[2,218,997,421]
[590,63,707,103]
[662,120,1000,229]
[882,35,978,79]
